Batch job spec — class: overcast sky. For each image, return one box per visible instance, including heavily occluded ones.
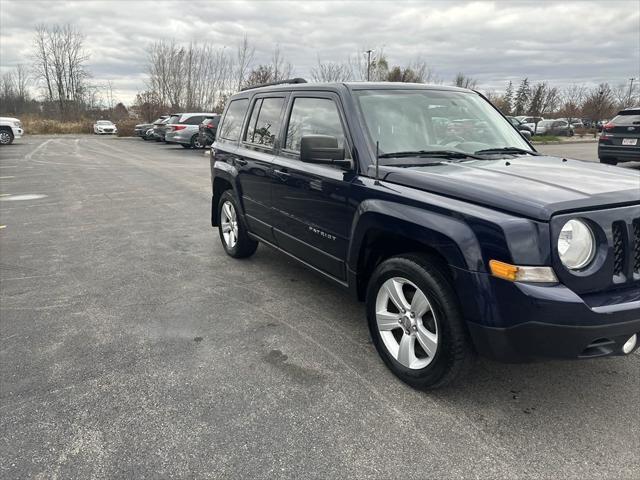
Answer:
[1,0,639,104]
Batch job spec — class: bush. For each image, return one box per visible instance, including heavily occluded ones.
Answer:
[574,127,597,137]
[115,119,138,137]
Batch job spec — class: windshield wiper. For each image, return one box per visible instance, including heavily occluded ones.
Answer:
[379,150,484,160]
[474,147,539,156]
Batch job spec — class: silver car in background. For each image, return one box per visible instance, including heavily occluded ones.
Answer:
[164,113,217,148]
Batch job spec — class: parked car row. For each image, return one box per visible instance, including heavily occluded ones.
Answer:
[134,113,221,149]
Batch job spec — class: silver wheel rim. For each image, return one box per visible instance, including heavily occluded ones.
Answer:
[194,137,202,148]
[220,200,239,249]
[375,277,438,369]
[0,132,11,144]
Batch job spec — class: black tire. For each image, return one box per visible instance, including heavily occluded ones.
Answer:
[217,191,258,258]
[365,253,474,389]
[600,157,618,165]
[190,134,203,149]
[0,128,14,145]
[181,144,191,149]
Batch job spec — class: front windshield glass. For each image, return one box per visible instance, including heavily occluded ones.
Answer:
[97,121,113,125]
[355,89,530,158]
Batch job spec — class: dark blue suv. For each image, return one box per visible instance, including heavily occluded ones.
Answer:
[210,80,640,389]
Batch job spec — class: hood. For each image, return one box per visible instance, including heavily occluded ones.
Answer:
[0,117,20,123]
[376,156,640,220]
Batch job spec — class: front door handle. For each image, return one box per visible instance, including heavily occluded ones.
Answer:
[235,158,248,166]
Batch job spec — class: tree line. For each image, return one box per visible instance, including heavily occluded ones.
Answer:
[0,23,637,124]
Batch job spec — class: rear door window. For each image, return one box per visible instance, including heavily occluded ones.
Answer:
[245,97,285,147]
[219,99,249,141]
[185,115,205,125]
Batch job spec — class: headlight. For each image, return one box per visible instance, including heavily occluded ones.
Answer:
[558,219,595,270]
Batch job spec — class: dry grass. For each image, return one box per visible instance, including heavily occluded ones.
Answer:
[19,116,140,136]
[21,116,94,134]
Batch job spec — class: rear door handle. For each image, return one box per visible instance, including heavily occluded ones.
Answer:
[274,169,290,180]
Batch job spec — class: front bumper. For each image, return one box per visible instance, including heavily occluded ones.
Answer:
[12,127,23,139]
[456,269,640,362]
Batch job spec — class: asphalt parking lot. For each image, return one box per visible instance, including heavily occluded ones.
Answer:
[1,135,639,479]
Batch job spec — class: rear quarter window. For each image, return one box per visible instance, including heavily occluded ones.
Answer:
[219,99,249,141]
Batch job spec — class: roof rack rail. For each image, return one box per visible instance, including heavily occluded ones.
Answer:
[240,77,307,91]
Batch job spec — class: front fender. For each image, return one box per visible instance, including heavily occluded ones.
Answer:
[347,199,484,272]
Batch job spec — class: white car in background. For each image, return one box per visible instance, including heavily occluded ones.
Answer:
[0,116,23,145]
[93,120,117,135]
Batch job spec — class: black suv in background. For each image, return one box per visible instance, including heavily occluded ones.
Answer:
[210,80,640,389]
[599,108,640,165]
[198,115,221,147]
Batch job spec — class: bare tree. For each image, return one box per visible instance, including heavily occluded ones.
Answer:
[310,57,353,82]
[235,34,255,90]
[454,72,477,89]
[582,83,617,122]
[271,44,293,81]
[31,24,90,118]
[560,84,586,125]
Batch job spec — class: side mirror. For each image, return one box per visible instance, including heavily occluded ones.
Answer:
[300,135,350,167]
[520,130,532,140]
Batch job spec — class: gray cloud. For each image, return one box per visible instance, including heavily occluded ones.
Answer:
[1,0,638,104]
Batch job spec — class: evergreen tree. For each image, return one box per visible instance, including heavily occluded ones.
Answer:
[503,81,513,115]
[513,78,530,115]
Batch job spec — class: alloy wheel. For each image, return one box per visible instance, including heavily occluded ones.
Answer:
[375,277,438,369]
[0,131,12,144]
[220,200,239,248]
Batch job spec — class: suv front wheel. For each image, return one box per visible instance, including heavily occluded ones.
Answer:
[217,191,258,258]
[365,254,474,389]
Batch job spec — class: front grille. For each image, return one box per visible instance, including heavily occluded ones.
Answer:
[612,222,624,276]
[634,220,640,274]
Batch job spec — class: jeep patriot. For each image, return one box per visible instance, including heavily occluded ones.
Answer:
[210,79,640,389]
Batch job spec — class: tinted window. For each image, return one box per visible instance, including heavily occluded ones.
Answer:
[219,99,249,141]
[245,99,262,143]
[611,114,640,125]
[285,97,346,152]
[184,115,205,125]
[167,115,180,124]
[246,97,285,147]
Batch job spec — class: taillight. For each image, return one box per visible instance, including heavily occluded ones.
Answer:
[206,124,215,129]
[603,123,614,131]
[173,125,187,131]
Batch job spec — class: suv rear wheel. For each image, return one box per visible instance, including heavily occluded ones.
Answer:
[190,134,203,149]
[217,191,258,258]
[365,254,474,389]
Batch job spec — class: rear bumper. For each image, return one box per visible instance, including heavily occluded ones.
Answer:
[165,131,193,144]
[454,268,640,362]
[598,144,640,162]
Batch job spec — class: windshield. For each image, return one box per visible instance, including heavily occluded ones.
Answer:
[354,89,530,158]
[97,121,113,125]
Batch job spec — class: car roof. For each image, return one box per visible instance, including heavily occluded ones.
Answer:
[618,107,640,115]
[229,82,475,99]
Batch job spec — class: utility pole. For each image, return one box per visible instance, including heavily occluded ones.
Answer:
[365,49,374,81]
[628,77,636,107]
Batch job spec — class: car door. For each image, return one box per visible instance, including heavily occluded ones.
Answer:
[270,93,356,282]
[234,94,287,240]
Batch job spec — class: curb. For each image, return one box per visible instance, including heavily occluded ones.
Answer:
[532,139,598,145]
